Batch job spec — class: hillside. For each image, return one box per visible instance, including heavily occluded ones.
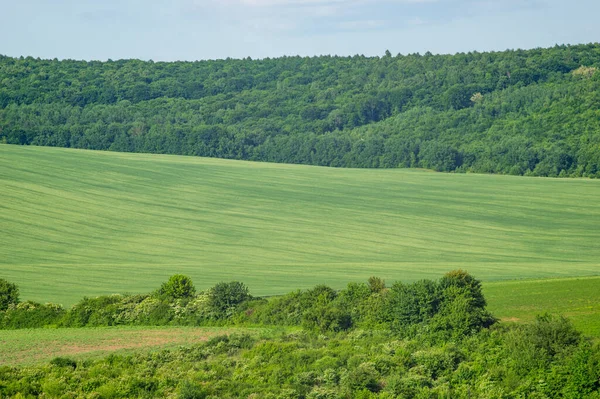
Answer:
[1,145,599,305]
[1,44,600,177]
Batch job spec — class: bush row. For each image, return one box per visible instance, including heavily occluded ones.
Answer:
[1,271,493,338]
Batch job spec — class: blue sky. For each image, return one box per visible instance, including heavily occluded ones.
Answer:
[1,0,599,61]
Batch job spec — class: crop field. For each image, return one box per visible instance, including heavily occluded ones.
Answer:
[485,276,600,338]
[1,145,600,306]
[0,326,264,366]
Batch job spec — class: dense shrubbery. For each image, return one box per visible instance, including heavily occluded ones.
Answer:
[0,301,65,329]
[0,278,19,311]
[0,271,493,336]
[1,327,598,398]
[2,273,599,397]
[2,44,600,177]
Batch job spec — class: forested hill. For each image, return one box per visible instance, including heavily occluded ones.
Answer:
[1,44,600,177]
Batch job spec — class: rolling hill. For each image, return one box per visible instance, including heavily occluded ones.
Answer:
[1,144,600,305]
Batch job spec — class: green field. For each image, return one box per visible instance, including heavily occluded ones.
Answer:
[485,276,600,337]
[1,145,600,306]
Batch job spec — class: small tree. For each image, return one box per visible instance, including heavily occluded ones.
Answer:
[158,275,195,300]
[439,269,486,308]
[0,278,19,311]
[209,281,251,316]
[368,276,386,293]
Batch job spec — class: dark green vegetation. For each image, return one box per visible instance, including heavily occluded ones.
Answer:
[0,271,492,339]
[2,44,600,176]
[0,278,19,311]
[1,274,599,398]
[2,145,600,306]
[3,326,599,398]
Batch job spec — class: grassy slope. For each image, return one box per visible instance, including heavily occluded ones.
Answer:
[1,145,600,306]
[485,276,600,338]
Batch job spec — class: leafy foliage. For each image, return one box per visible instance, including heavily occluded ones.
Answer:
[209,281,251,316]
[1,327,599,398]
[2,44,600,177]
[158,274,196,300]
[1,274,599,397]
[0,278,19,311]
[0,271,494,338]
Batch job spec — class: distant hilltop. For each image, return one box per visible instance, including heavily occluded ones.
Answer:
[1,43,599,177]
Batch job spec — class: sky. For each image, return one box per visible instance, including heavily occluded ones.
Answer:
[1,0,599,61]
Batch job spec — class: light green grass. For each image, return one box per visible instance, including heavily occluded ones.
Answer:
[485,276,600,338]
[1,145,600,306]
[0,326,263,366]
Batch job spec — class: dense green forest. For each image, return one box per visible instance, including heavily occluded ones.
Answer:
[2,44,600,176]
[1,273,599,398]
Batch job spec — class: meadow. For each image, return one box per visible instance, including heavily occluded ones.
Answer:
[1,144,600,306]
[485,276,600,338]
[0,326,264,366]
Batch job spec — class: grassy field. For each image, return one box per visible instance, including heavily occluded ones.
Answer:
[0,326,265,366]
[1,144,600,306]
[485,276,600,338]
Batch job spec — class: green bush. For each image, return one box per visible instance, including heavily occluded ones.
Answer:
[60,295,124,327]
[209,281,251,317]
[179,380,209,399]
[0,301,64,329]
[49,357,77,369]
[344,362,381,393]
[505,313,582,373]
[0,278,19,311]
[302,305,352,333]
[158,274,196,300]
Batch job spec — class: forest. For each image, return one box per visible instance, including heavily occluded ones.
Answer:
[1,273,599,398]
[1,44,600,177]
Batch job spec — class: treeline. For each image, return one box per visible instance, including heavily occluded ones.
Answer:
[0,272,493,340]
[1,44,600,177]
[1,274,599,398]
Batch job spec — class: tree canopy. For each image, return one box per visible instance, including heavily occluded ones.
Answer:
[1,44,600,177]
[0,278,19,311]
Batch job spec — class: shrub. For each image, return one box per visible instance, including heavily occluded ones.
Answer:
[367,277,386,293]
[505,313,582,373]
[439,269,486,308]
[302,285,338,306]
[388,279,439,330]
[0,301,65,329]
[387,270,493,338]
[302,305,352,333]
[158,274,196,300]
[344,362,381,392]
[0,278,19,311]
[61,295,124,327]
[179,380,209,399]
[49,357,77,369]
[209,281,251,317]
[430,287,495,340]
